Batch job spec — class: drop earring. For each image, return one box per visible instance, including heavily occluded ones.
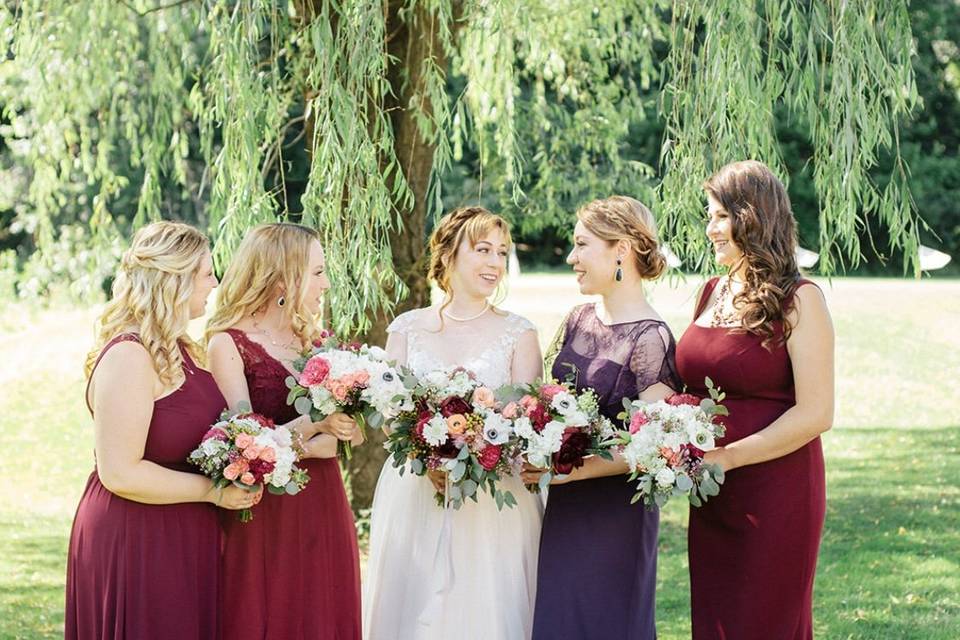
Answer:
[277,295,285,307]
[615,258,623,282]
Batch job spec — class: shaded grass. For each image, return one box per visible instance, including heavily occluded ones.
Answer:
[2,278,959,638]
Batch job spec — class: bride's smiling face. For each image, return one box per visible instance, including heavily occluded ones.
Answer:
[447,228,509,300]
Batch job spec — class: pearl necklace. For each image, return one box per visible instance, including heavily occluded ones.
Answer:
[441,302,490,323]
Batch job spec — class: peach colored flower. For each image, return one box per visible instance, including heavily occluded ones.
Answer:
[259,447,277,463]
[235,433,254,449]
[242,445,261,460]
[472,386,496,408]
[223,463,241,480]
[540,384,566,401]
[501,402,519,419]
[519,395,538,411]
[240,472,256,485]
[329,381,349,401]
[446,414,467,435]
[354,371,370,385]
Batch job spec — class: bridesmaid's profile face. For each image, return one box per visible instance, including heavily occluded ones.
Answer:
[449,227,508,300]
[188,249,218,319]
[705,195,744,268]
[302,240,330,315]
[567,220,619,296]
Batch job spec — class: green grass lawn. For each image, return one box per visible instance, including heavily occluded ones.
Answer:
[1,275,958,639]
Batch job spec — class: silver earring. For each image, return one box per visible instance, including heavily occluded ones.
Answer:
[277,295,285,307]
[615,258,623,282]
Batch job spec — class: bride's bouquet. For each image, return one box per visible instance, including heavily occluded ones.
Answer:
[286,332,413,460]
[188,411,310,522]
[386,367,519,510]
[611,377,728,508]
[497,380,615,492]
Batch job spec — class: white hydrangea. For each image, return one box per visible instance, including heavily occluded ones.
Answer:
[655,467,676,487]
[513,416,535,440]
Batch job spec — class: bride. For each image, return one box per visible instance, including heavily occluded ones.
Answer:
[363,206,544,639]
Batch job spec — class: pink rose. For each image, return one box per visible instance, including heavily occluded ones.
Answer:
[235,433,254,449]
[329,381,349,401]
[240,472,256,485]
[666,393,701,407]
[629,412,649,434]
[223,462,241,480]
[202,428,228,442]
[540,384,566,402]
[300,356,331,386]
[472,386,496,409]
[354,370,370,385]
[259,447,277,463]
[501,402,519,419]
[242,445,261,460]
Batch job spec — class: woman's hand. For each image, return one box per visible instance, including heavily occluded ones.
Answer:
[426,468,447,494]
[318,413,358,441]
[211,483,263,510]
[519,462,550,486]
[703,447,734,472]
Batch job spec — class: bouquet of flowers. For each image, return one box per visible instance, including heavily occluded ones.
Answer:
[498,381,615,492]
[386,367,519,510]
[612,377,728,508]
[188,411,310,522]
[286,332,413,460]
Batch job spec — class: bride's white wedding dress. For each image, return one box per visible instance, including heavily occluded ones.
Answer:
[363,308,544,640]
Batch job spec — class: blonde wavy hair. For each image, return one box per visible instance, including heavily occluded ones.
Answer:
[85,221,209,389]
[428,206,512,322]
[205,223,323,349]
[576,195,666,280]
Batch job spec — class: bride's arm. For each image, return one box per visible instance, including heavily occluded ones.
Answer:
[511,330,543,385]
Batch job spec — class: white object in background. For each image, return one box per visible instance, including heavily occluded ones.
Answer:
[919,244,952,271]
[509,245,521,280]
[796,246,820,269]
[660,243,683,269]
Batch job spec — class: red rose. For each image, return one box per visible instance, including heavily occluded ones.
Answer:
[527,403,551,432]
[552,427,591,474]
[666,393,701,407]
[682,443,705,460]
[435,440,459,459]
[439,396,472,418]
[247,458,275,481]
[478,444,502,470]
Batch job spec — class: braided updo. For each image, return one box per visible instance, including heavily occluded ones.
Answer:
[576,196,666,280]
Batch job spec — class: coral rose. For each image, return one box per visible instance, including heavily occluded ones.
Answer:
[472,386,496,409]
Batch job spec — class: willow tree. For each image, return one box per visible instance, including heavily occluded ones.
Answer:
[3,0,920,506]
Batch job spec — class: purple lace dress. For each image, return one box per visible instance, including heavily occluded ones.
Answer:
[532,304,681,640]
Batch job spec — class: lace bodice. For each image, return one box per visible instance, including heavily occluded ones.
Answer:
[225,329,300,424]
[387,308,537,389]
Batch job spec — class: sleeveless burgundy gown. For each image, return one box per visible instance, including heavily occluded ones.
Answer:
[220,329,361,640]
[65,334,226,639]
[676,278,826,640]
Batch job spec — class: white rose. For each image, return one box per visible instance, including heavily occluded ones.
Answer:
[513,416,535,440]
[655,467,676,487]
[367,345,388,361]
[422,415,449,447]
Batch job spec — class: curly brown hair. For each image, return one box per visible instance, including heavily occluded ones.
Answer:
[704,160,802,346]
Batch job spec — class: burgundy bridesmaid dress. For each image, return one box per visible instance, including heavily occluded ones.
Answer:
[676,278,826,640]
[219,329,361,640]
[65,334,227,640]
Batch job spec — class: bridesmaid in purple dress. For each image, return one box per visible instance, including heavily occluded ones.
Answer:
[65,222,258,640]
[676,161,833,639]
[206,223,362,640]
[525,197,680,640]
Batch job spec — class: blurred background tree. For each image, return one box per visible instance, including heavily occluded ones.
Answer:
[2,0,949,507]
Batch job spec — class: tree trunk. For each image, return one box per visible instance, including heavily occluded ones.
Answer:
[345,1,448,511]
